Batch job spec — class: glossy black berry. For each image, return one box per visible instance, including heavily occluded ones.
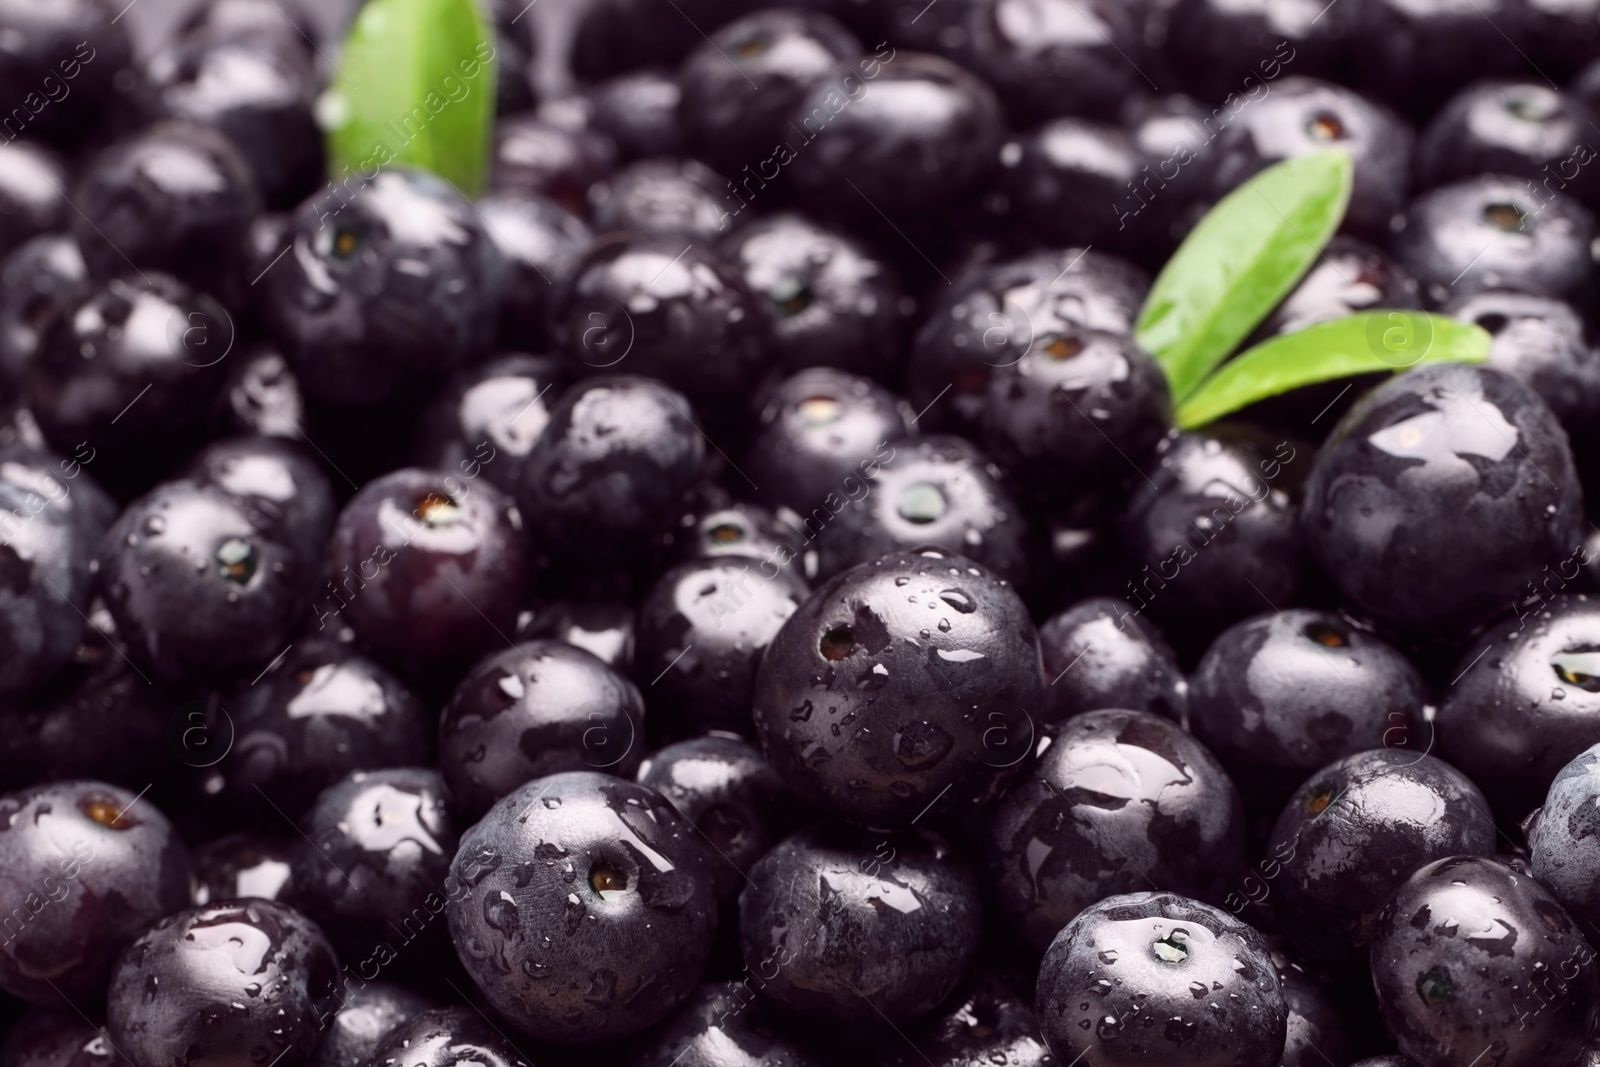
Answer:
[1441,290,1600,436]
[358,1008,531,1067]
[413,353,568,500]
[659,498,804,585]
[1118,428,1306,634]
[987,709,1246,953]
[477,193,592,350]
[1527,0,1600,76]
[897,0,1144,126]
[264,168,502,406]
[0,612,170,792]
[304,982,438,1067]
[0,781,191,1006]
[677,9,859,176]
[0,234,85,387]
[589,158,733,240]
[1167,1,1342,103]
[171,0,315,59]
[189,833,292,905]
[547,237,768,409]
[491,26,535,118]
[752,547,1044,829]
[1002,119,1144,250]
[787,52,1003,218]
[490,114,614,216]
[637,735,802,904]
[814,435,1031,587]
[1392,175,1595,305]
[203,637,434,818]
[629,981,823,1067]
[323,467,530,673]
[1349,0,1528,117]
[518,376,705,569]
[100,479,310,684]
[1264,750,1498,971]
[880,968,1051,1067]
[1417,81,1600,205]
[1300,364,1583,636]
[1529,743,1600,933]
[1369,855,1599,1067]
[1209,78,1413,240]
[0,452,102,697]
[1119,95,1218,251]
[909,248,1149,436]
[514,599,636,670]
[1187,609,1427,810]
[106,479,297,666]
[437,639,645,819]
[106,900,340,1067]
[738,823,982,1025]
[1439,595,1600,819]
[635,556,808,738]
[567,0,743,79]
[1034,891,1288,1067]
[583,70,684,163]
[1037,597,1186,727]
[179,435,335,566]
[0,1009,127,1067]
[28,275,232,467]
[743,367,915,519]
[719,213,908,380]
[1274,945,1362,1067]
[0,1,132,145]
[145,40,323,210]
[288,767,458,959]
[446,771,719,1044]
[0,142,64,263]
[208,343,304,439]
[982,325,1170,502]
[73,123,261,305]
[1252,237,1422,342]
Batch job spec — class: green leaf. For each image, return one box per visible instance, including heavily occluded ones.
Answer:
[1135,151,1354,402]
[322,0,496,197]
[1173,311,1494,429]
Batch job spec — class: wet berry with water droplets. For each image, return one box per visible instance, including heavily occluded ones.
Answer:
[1264,750,1498,971]
[0,780,192,1006]
[437,640,646,820]
[752,547,1044,829]
[738,822,982,1026]
[287,767,459,961]
[1369,856,1599,1067]
[445,771,718,1044]
[105,899,339,1067]
[987,709,1246,953]
[1034,891,1288,1067]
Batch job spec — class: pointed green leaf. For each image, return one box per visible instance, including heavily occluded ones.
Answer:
[1136,151,1354,402]
[322,0,496,196]
[1173,311,1493,429]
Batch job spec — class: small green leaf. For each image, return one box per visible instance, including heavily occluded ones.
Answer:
[1173,311,1493,429]
[322,0,496,196]
[1136,151,1354,402]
